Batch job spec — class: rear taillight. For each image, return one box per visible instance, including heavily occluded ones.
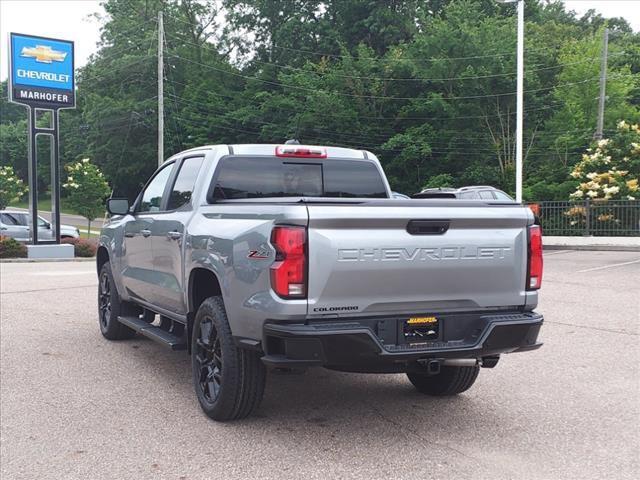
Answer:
[275,145,327,158]
[527,225,543,290]
[270,226,307,298]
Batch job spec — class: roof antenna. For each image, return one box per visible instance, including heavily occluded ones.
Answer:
[284,139,300,145]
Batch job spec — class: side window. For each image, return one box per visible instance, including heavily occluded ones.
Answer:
[478,191,495,199]
[459,191,476,199]
[138,163,174,213]
[167,156,204,210]
[494,190,513,200]
[1,213,17,225]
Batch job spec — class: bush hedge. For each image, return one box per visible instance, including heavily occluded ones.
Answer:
[61,237,98,257]
[0,236,27,258]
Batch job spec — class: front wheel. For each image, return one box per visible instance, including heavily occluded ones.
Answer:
[98,263,136,340]
[191,296,266,421]
[407,365,479,396]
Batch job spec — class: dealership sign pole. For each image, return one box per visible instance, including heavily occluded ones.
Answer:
[8,33,75,245]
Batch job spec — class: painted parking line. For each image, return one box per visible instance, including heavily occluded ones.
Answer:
[32,269,96,276]
[576,259,640,273]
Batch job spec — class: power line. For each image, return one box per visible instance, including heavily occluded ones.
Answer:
[164,32,613,83]
[165,92,610,147]
[164,13,569,63]
[168,107,602,158]
[167,54,627,102]
[162,76,572,122]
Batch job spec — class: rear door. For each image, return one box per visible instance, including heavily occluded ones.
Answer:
[306,202,531,316]
[151,155,205,314]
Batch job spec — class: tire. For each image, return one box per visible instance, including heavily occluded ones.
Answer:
[407,365,480,396]
[191,296,266,421]
[97,262,137,340]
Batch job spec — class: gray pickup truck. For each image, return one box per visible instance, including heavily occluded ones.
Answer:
[98,143,543,421]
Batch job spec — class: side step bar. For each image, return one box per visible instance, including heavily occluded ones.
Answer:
[118,316,187,351]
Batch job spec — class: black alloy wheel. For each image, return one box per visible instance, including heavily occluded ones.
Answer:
[194,316,223,403]
[98,270,112,330]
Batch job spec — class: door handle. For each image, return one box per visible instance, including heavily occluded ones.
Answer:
[167,231,182,240]
[124,232,135,238]
[141,229,152,237]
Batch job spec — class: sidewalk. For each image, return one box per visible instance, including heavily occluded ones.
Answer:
[543,236,640,251]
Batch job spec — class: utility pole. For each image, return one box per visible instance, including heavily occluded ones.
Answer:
[594,28,609,140]
[158,10,164,167]
[515,0,524,203]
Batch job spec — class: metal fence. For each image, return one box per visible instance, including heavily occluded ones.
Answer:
[530,200,640,236]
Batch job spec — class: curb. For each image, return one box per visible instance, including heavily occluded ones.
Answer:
[0,257,95,263]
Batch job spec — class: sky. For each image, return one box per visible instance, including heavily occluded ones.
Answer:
[0,0,639,82]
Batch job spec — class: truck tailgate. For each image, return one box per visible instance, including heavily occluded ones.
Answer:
[306,202,532,316]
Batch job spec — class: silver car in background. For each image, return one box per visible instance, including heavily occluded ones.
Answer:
[0,210,80,241]
[413,186,514,200]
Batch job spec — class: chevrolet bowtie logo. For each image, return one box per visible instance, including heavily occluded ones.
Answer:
[21,45,67,63]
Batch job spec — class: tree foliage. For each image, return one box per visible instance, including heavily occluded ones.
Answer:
[63,159,111,235]
[0,166,27,209]
[1,0,639,202]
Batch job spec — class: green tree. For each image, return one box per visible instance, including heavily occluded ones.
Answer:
[0,166,27,209]
[63,159,111,236]
[423,173,455,189]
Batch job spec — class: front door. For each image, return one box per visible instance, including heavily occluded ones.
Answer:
[0,212,29,241]
[151,155,205,315]
[120,162,175,304]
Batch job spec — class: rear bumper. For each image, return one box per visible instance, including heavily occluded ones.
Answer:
[261,311,543,373]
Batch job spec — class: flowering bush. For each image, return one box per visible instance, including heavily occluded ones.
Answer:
[0,166,27,209]
[63,158,111,236]
[569,121,640,201]
[61,237,98,257]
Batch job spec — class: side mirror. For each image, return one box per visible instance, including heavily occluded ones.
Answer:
[106,198,130,216]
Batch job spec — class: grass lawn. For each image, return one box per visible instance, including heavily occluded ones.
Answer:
[10,195,76,215]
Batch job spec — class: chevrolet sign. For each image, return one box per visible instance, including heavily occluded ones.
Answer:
[9,33,75,109]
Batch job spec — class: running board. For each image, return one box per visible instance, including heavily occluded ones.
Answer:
[117,316,187,351]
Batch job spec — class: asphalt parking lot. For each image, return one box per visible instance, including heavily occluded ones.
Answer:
[1,250,638,480]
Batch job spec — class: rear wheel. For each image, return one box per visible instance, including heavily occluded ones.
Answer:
[407,365,479,396]
[191,296,266,421]
[98,263,136,340]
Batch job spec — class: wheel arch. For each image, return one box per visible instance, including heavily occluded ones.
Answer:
[96,245,110,274]
[187,267,224,353]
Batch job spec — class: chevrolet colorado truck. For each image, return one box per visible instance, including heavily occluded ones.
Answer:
[98,143,543,421]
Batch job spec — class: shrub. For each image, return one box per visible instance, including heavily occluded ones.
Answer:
[61,237,98,257]
[0,236,27,258]
[569,121,640,200]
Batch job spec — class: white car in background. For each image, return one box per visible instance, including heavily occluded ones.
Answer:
[0,210,80,241]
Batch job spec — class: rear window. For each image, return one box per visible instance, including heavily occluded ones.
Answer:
[210,156,387,200]
[413,192,457,199]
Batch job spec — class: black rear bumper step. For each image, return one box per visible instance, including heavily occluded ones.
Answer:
[261,311,543,373]
[118,316,187,351]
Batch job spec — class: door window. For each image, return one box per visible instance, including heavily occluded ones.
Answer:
[138,163,174,213]
[167,156,205,210]
[1,213,22,225]
[478,191,495,199]
[494,190,513,200]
